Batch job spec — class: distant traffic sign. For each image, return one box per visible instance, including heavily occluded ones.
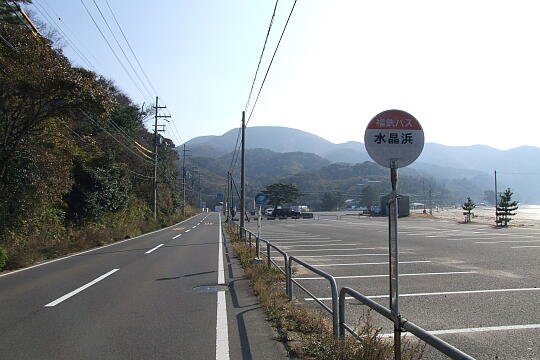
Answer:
[216,193,224,200]
[364,109,424,168]
[255,193,267,205]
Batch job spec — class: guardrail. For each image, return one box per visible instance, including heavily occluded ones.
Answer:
[228,221,475,359]
[339,287,476,360]
[288,255,339,336]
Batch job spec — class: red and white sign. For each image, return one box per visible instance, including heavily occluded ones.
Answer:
[364,109,424,168]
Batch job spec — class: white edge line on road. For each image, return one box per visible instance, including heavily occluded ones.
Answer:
[216,213,229,360]
[306,287,540,301]
[45,268,119,307]
[185,229,191,233]
[512,245,540,248]
[0,214,202,278]
[145,243,164,254]
[172,233,182,239]
[311,260,432,267]
[379,324,540,338]
[477,239,540,244]
[295,271,477,280]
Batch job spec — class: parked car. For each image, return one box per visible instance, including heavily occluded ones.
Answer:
[264,207,274,216]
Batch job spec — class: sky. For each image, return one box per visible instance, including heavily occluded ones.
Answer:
[25,0,540,150]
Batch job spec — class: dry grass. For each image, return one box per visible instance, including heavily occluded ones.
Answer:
[225,224,425,359]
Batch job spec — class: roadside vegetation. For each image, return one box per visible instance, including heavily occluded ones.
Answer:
[0,3,192,271]
[225,224,424,359]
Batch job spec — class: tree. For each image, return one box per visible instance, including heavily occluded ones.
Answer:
[320,192,342,211]
[496,188,518,227]
[360,185,380,207]
[261,183,303,209]
[462,197,476,223]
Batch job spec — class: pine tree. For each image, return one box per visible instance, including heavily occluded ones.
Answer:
[496,188,519,227]
[462,197,476,223]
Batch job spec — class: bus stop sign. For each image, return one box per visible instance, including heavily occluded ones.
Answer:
[364,109,424,168]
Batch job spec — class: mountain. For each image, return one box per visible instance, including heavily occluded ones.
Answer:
[179,126,540,204]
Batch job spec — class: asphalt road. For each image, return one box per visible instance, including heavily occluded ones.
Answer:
[245,212,540,359]
[0,213,285,360]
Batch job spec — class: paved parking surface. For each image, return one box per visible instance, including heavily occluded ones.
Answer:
[246,214,540,359]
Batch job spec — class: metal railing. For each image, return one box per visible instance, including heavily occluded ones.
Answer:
[339,287,476,360]
[288,255,339,336]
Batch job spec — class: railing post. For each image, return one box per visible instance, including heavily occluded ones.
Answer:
[256,235,260,258]
[249,232,252,247]
[339,288,346,337]
[267,242,271,269]
[287,257,293,301]
[330,278,339,337]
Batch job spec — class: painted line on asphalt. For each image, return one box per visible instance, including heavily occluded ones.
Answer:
[216,213,229,360]
[279,243,358,247]
[271,240,343,244]
[172,233,182,239]
[295,271,477,280]
[192,226,197,229]
[185,229,191,233]
[512,245,540,249]
[0,214,202,278]
[45,269,120,307]
[310,260,431,267]
[307,287,540,301]
[380,324,540,338]
[295,253,388,258]
[145,243,164,254]
[285,247,380,252]
[476,239,539,244]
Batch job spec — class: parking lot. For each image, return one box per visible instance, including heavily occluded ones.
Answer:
[245,213,540,359]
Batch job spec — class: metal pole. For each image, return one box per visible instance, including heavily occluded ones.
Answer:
[240,111,246,241]
[153,96,158,221]
[494,170,498,225]
[429,188,432,215]
[389,164,401,360]
[182,144,186,217]
[256,206,261,258]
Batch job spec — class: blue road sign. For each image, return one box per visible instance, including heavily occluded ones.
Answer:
[255,193,267,205]
[216,193,224,200]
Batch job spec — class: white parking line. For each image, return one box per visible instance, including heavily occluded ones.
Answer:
[172,233,182,239]
[45,269,120,307]
[476,239,540,244]
[307,287,540,301]
[192,226,197,229]
[380,324,540,338]
[145,243,164,254]
[271,240,343,244]
[286,247,380,252]
[296,253,388,258]
[279,243,357,247]
[295,271,477,280]
[310,260,431,267]
[186,229,191,233]
[512,245,540,249]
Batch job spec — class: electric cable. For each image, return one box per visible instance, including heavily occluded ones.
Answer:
[246,0,298,126]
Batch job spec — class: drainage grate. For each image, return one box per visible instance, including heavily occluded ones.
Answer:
[193,285,228,293]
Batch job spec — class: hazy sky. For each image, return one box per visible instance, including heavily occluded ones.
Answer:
[27,0,540,150]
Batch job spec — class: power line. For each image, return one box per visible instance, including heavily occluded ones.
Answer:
[90,0,153,99]
[246,0,298,126]
[32,1,96,71]
[103,0,158,96]
[79,0,148,102]
[244,0,279,113]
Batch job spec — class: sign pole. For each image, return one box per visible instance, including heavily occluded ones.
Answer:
[389,163,401,359]
[364,110,424,360]
[257,206,262,258]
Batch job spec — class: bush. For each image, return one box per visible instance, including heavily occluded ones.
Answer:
[0,247,8,271]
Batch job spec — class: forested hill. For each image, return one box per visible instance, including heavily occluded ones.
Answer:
[0,7,187,271]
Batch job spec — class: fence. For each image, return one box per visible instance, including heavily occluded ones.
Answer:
[230,222,475,360]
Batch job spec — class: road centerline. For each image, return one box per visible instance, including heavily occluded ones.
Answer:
[145,243,164,254]
[45,269,120,307]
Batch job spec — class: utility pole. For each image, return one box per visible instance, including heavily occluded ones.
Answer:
[198,171,202,210]
[225,172,230,221]
[192,167,199,208]
[181,144,191,217]
[153,96,171,221]
[240,111,246,240]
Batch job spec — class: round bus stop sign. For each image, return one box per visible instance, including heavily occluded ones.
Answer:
[255,193,267,205]
[364,109,424,168]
